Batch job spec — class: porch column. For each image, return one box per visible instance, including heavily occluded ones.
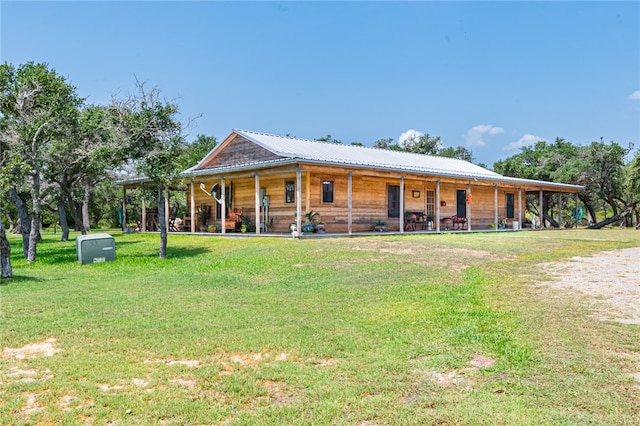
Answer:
[190,181,195,233]
[557,192,562,228]
[467,181,472,232]
[122,187,127,231]
[494,185,499,230]
[221,177,226,234]
[399,176,405,233]
[539,189,544,229]
[436,179,441,232]
[518,187,522,229]
[347,171,353,235]
[295,167,302,238]
[164,188,170,231]
[255,174,261,235]
[141,199,147,232]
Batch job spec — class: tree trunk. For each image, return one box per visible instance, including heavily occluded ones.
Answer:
[27,171,42,264]
[157,186,167,259]
[544,213,560,229]
[8,188,30,259]
[588,208,630,229]
[0,222,12,279]
[58,201,69,241]
[0,209,15,234]
[81,184,91,234]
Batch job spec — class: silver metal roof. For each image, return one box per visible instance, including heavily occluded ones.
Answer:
[117,129,583,191]
[228,130,582,190]
[234,129,503,180]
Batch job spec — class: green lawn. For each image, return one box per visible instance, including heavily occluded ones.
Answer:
[1,230,639,425]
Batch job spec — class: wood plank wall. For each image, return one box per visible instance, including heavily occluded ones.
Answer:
[186,164,564,233]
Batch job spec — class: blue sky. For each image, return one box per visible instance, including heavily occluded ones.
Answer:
[2,1,639,167]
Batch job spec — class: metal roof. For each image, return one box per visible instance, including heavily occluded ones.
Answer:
[234,129,503,180]
[226,130,582,190]
[117,129,583,191]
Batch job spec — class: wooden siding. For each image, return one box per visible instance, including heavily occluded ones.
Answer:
[197,135,281,169]
[181,161,571,233]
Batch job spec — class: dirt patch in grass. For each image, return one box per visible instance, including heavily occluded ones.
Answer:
[409,353,497,392]
[261,380,302,406]
[2,337,62,360]
[144,359,201,368]
[537,247,640,324]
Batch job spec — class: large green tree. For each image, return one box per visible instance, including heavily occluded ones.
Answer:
[494,137,636,228]
[111,81,187,259]
[176,134,217,171]
[373,134,475,161]
[0,62,82,262]
[47,105,125,240]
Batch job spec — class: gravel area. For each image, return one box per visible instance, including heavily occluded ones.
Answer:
[538,247,640,324]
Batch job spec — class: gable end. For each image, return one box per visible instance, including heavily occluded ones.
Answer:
[196,135,282,170]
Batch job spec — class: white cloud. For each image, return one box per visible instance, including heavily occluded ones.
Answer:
[503,134,545,151]
[628,90,640,100]
[464,124,504,147]
[398,129,424,147]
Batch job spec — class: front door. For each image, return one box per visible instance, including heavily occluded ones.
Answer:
[456,190,466,217]
[388,185,400,218]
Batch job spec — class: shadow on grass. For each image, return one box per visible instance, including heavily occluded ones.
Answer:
[129,246,210,259]
[0,275,45,285]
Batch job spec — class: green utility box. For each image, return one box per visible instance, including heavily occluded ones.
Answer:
[76,233,116,264]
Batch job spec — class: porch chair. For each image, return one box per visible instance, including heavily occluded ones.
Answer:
[225,208,243,232]
[451,215,468,230]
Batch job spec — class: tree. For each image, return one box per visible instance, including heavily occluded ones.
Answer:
[438,146,474,162]
[373,137,395,150]
[624,151,640,228]
[0,222,10,279]
[111,80,188,259]
[401,133,442,155]
[494,137,635,229]
[316,134,342,144]
[0,62,82,263]
[47,105,124,239]
[176,134,217,170]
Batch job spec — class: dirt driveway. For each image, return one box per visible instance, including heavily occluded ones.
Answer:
[538,246,640,325]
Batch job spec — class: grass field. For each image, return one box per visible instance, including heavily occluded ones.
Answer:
[1,229,639,425]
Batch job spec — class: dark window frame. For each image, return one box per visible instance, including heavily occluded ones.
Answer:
[506,193,515,219]
[322,180,334,203]
[285,180,295,204]
[388,184,400,218]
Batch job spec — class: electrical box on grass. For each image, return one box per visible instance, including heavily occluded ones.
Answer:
[76,234,116,264]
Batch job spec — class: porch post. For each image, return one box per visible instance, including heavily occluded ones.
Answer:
[190,181,196,233]
[122,187,127,231]
[221,177,226,234]
[164,188,170,231]
[557,192,562,229]
[347,171,353,235]
[255,174,261,235]
[539,189,544,229]
[436,179,441,232]
[399,176,405,233]
[518,187,522,229]
[467,181,472,232]
[141,199,147,232]
[494,184,499,230]
[296,167,302,238]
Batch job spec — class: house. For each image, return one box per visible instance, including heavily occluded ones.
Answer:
[164,129,583,235]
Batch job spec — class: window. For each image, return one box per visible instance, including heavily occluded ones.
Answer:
[388,185,400,218]
[456,190,467,217]
[322,180,334,203]
[506,193,515,219]
[426,190,435,218]
[285,180,295,204]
